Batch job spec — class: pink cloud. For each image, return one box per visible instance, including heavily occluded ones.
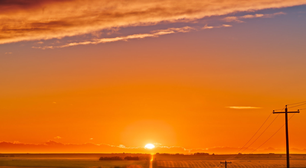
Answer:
[0,1,304,44]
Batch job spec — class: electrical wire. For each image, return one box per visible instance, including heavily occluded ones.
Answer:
[287,102,306,108]
[250,114,296,153]
[226,102,302,160]
[287,101,306,106]
[236,112,273,153]
[233,114,296,161]
[239,114,280,153]
[251,125,284,153]
[274,108,285,111]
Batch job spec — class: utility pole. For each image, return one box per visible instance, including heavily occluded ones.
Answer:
[273,105,300,168]
[220,160,232,168]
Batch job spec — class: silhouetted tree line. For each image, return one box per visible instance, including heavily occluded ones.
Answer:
[124,156,139,160]
[99,156,139,160]
[99,156,122,160]
[194,152,209,155]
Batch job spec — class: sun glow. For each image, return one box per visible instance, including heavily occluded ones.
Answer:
[144,143,155,149]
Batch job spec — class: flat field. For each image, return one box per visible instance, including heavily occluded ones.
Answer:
[154,154,306,168]
[0,154,150,168]
[2,154,306,168]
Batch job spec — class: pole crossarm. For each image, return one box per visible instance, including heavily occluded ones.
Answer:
[273,110,300,114]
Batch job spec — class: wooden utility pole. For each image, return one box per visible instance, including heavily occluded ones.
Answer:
[273,105,299,168]
[220,160,232,168]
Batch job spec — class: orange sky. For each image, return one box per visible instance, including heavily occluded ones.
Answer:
[1,0,306,154]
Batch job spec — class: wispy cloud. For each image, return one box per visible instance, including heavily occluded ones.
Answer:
[222,24,232,28]
[228,106,262,110]
[4,52,12,54]
[54,136,62,139]
[0,0,304,44]
[117,144,140,149]
[34,26,194,49]
[202,24,232,29]
[202,25,214,29]
[224,12,286,22]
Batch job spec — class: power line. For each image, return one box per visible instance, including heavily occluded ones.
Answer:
[239,114,280,153]
[252,125,283,152]
[287,101,306,106]
[288,102,306,108]
[236,112,273,153]
[274,108,285,111]
[227,113,274,160]
[233,114,296,161]
[250,114,296,153]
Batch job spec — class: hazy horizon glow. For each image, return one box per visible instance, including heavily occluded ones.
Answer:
[1,1,306,154]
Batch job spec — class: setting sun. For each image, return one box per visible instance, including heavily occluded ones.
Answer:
[2,1,306,168]
[144,144,155,149]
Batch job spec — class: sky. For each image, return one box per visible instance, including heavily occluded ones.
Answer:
[1,0,306,154]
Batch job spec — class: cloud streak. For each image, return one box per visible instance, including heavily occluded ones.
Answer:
[228,106,262,109]
[223,12,286,22]
[34,26,194,49]
[202,24,232,29]
[0,0,305,44]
